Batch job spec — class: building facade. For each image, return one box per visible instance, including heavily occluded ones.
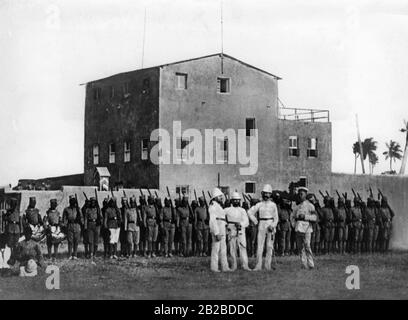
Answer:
[84,53,331,196]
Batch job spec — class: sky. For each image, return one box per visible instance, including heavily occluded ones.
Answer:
[1,0,408,186]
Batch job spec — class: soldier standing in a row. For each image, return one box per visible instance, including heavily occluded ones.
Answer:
[277,198,292,256]
[321,196,335,254]
[144,196,158,258]
[23,197,44,241]
[209,187,229,272]
[43,199,63,260]
[309,195,321,255]
[291,187,317,269]
[160,197,177,257]
[335,197,347,255]
[225,192,250,271]
[5,198,22,259]
[124,196,141,258]
[351,197,364,254]
[379,196,394,252]
[84,197,102,259]
[194,197,209,257]
[247,184,279,271]
[246,198,259,258]
[104,197,121,259]
[63,195,83,260]
[177,196,192,257]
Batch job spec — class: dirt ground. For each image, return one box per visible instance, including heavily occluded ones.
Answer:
[1,248,408,300]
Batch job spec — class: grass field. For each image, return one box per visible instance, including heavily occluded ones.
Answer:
[1,249,408,300]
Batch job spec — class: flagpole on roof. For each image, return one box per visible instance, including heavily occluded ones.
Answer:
[141,7,147,69]
[220,0,224,74]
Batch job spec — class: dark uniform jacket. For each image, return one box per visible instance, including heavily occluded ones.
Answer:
[335,207,347,227]
[144,205,157,227]
[277,207,291,232]
[177,207,191,226]
[44,209,61,227]
[24,208,42,226]
[194,206,209,229]
[351,207,363,228]
[321,207,335,227]
[6,209,21,234]
[161,207,177,227]
[104,207,121,229]
[62,207,83,231]
[364,207,377,228]
[84,207,102,230]
[124,207,141,231]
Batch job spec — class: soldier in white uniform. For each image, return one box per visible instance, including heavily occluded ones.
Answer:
[291,187,317,269]
[224,192,250,271]
[209,187,230,273]
[247,184,279,271]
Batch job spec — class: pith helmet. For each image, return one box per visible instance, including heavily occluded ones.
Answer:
[211,187,223,199]
[231,192,241,200]
[262,184,273,193]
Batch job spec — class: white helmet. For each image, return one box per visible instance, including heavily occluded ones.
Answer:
[262,184,273,193]
[231,192,241,200]
[211,187,224,199]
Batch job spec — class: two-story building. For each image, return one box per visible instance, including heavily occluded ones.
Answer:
[83,53,331,197]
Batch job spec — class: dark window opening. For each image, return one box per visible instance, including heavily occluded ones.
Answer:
[246,118,256,137]
[245,182,256,194]
[217,77,230,93]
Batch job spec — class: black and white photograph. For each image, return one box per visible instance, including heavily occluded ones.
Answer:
[1,0,408,306]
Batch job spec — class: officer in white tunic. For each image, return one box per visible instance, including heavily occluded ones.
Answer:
[247,184,279,271]
[224,192,250,271]
[291,187,317,269]
[209,187,230,273]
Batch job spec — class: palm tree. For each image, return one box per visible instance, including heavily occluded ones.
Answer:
[383,140,403,172]
[369,152,379,174]
[363,138,378,174]
[352,138,377,174]
[399,120,408,175]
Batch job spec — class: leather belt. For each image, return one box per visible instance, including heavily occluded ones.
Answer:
[216,217,226,221]
[259,217,273,221]
[128,221,136,224]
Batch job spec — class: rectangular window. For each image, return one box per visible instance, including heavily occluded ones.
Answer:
[289,136,299,157]
[245,182,256,194]
[109,143,116,163]
[216,138,228,163]
[141,139,149,160]
[92,144,99,165]
[217,77,230,93]
[246,118,256,137]
[307,138,318,158]
[93,87,101,101]
[176,137,190,161]
[110,86,115,99]
[176,185,190,196]
[176,73,187,89]
[124,141,131,163]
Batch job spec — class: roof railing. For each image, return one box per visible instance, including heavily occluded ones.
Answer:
[278,107,330,122]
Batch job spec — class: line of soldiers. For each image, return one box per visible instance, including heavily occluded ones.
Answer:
[0,186,395,269]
